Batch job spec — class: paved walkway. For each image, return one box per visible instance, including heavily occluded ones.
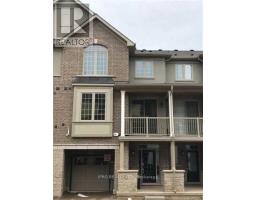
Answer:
[54,192,116,200]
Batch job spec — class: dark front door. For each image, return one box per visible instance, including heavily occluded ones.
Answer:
[145,100,157,134]
[186,101,199,117]
[131,99,157,134]
[185,101,199,135]
[187,151,200,182]
[140,149,156,183]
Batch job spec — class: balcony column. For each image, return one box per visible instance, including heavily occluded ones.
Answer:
[170,141,176,170]
[121,90,126,137]
[119,141,124,170]
[168,88,174,136]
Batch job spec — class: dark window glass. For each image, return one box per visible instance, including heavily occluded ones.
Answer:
[81,93,92,120]
[94,93,105,120]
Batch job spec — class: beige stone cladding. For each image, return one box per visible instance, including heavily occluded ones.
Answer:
[162,170,185,192]
[116,196,202,200]
[53,149,64,197]
[168,196,203,200]
[54,18,129,145]
[117,170,138,193]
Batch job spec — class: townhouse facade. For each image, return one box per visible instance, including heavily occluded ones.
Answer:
[53,1,203,199]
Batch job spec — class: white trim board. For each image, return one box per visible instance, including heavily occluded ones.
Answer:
[54,144,119,149]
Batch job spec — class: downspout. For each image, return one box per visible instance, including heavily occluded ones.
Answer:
[171,85,176,193]
[65,126,70,136]
[166,55,176,193]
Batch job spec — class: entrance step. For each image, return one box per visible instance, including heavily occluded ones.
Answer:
[144,196,165,200]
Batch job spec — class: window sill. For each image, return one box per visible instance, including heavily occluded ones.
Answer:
[73,121,113,123]
[175,80,194,82]
[134,77,155,80]
[76,75,115,78]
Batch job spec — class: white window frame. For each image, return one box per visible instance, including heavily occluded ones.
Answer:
[135,60,154,78]
[175,64,193,81]
[83,45,108,75]
[80,92,106,121]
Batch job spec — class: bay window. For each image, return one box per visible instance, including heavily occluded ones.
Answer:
[81,93,106,120]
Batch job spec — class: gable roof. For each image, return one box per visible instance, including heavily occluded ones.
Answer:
[53,0,135,47]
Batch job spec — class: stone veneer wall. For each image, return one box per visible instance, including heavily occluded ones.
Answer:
[53,149,65,197]
[117,170,138,193]
[162,170,185,192]
[117,196,202,200]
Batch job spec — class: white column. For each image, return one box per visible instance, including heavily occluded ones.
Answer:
[121,90,126,137]
[168,90,174,136]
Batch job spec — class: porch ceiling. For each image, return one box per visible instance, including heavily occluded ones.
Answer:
[119,136,203,142]
[114,84,202,93]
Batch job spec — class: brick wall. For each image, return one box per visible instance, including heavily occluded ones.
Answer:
[54,19,129,145]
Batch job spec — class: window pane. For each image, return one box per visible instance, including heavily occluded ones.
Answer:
[145,62,153,77]
[184,65,192,80]
[84,51,94,74]
[84,45,108,75]
[94,93,105,120]
[135,61,144,77]
[97,51,107,75]
[81,93,92,120]
[135,61,153,77]
[176,65,183,80]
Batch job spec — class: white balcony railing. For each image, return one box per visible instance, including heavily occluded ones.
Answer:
[125,117,170,136]
[124,117,203,137]
[173,117,203,137]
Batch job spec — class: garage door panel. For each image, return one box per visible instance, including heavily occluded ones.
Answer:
[71,157,112,192]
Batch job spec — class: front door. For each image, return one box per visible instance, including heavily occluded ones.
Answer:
[140,149,157,183]
[145,100,157,134]
[131,99,157,134]
[185,101,199,135]
[187,151,200,182]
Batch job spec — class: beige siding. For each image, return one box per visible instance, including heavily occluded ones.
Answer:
[53,48,62,76]
[129,58,202,84]
[72,122,113,137]
[166,61,203,84]
[129,57,166,83]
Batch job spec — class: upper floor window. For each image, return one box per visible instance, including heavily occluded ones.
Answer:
[84,45,108,75]
[81,93,106,120]
[135,61,154,78]
[175,64,193,81]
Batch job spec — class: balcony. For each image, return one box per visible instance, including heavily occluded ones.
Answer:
[124,117,203,137]
[174,117,203,137]
[125,117,170,136]
[119,89,203,140]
